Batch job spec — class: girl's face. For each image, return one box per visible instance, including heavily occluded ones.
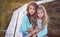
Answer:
[37,9,44,19]
[29,5,36,15]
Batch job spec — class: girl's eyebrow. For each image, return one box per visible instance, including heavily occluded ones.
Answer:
[38,7,42,9]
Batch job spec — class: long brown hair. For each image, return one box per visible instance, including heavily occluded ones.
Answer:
[26,1,38,29]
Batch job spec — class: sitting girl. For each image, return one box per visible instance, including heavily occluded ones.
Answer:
[19,1,38,37]
[26,5,48,37]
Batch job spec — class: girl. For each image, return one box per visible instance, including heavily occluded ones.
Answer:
[19,1,38,37]
[26,5,48,37]
[36,5,48,37]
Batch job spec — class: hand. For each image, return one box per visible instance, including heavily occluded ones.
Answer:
[35,26,39,30]
[26,28,33,32]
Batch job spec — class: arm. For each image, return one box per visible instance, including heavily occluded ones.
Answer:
[19,14,31,34]
[26,25,45,37]
[27,25,45,35]
[26,28,33,32]
[26,29,37,37]
[34,24,45,33]
[26,26,39,37]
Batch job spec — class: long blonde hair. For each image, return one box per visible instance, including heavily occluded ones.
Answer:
[37,5,49,26]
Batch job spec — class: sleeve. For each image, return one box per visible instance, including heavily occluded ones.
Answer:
[19,14,28,35]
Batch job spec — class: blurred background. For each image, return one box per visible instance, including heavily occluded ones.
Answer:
[0,0,60,37]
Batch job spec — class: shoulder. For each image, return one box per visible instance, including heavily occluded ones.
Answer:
[22,14,27,18]
[21,14,28,22]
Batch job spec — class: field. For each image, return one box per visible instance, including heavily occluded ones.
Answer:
[0,0,60,37]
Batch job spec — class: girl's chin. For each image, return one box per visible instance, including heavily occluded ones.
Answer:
[38,17,42,19]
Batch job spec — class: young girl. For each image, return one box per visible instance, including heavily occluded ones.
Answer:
[26,5,48,37]
[19,1,38,37]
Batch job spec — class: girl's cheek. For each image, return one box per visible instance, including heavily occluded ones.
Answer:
[38,14,40,17]
[38,14,43,18]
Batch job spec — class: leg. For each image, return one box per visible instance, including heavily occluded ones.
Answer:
[32,34,37,37]
[26,33,32,37]
[44,36,48,37]
[26,33,37,37]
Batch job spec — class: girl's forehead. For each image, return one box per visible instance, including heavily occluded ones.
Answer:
[37,9,43,11]
[29,5,35,8]
[37,9,44,13]
[37,7,42,10]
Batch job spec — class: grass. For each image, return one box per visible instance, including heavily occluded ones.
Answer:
[0,0,60,37]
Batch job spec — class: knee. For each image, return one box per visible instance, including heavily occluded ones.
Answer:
[32,34,37,37]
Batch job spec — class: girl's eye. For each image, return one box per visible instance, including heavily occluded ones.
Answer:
[33,8,35,10]
[41,12,43,14]
[30,8,32,9]
[30,8,35,10]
